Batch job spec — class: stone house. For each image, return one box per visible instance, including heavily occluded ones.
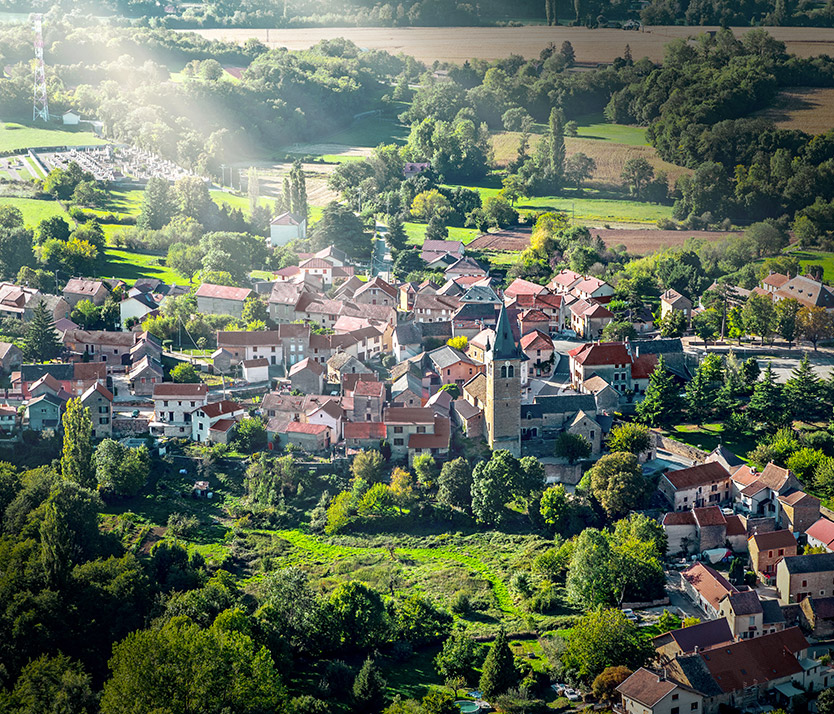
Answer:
[25,392,65,431]
[0,342,23,373]
[778,490,820,533]
[344,421,386,452]
[191,400,246,445]
[653,619,734,663]
[520,330,554,377]
[658,462,732,512]
[284,421,331,453]
[569,299,614,338]
[391,372,424,408]
[241,358,270,384]
[806,518,834,552]
[798,596,834,638]
[80,382,113,439]
[268,282,310,323]
[717,590,766,640]
[349,380,385,422]
[150,383,208,438]
[352,277,397,307]
[62,329,141,365]
[776,552,834,604]
[616,668,704,714]
[383,406,436,460]
[412,293,459,323]
[427,345,483,388]
[326,353,367,383]
[660,289,693,322]
[268,212,306,247]
[566,410,603,455]
[14,362,108,399]
[195,283,255,318]
[128,356,163,396]
[288,358,325,394]
[748,529,798,582]
[662,505,747,555]
[681,562,737,619]
[63,278,108,308]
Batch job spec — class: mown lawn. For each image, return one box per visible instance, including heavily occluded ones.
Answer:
[789,249,834,283]
[0,121,108,153]
[450,183,672,225]
[103,247,189,285]
[326,118,409,148]
[667,423,756,459]
[572,113,649,146]
[0,196,69,225]
[404,221,481,246]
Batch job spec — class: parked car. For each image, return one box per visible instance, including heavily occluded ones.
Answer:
[565,689,582,702]
[551,683,567,695]
[621,608,638,622]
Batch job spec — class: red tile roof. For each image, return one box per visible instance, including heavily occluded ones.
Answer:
[693,506,726,527]
[198,400,241,418]
[504,278,548,298]
[353,380,384,397]
[286,421,329,435]
[750,529,797,551]
[242,358,269,368]
[724,515,746,537]
[664,462,730,490]
[568,341,630,365]
[209,418,236,432]
[616,669,678,707]
[779,490,818,507]
[408,415,450,449]
[195,283,254,302]
[384,407,435,425]
[663,511,696,526]
[153,383,208,398]
[697,627,808,693]
[520,330,553,351]
[762,273,789,288]
[682,562,737,610]
[344,422,386,440]
[631,353,659,379]
[807,518,834,548]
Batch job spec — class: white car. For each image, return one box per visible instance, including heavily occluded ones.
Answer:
[564,689,582,702]
[551,683,567,695]
[621,608,638,621]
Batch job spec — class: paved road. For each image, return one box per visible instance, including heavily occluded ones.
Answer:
[664,570,705,620]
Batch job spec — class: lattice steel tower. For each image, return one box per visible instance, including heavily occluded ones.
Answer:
[32,14,49,122]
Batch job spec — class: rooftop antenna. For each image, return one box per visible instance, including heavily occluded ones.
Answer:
[32,14,49,122]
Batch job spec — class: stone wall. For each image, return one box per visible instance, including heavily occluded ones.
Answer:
[544,462,583,486]
[653,433,708,463]
[113,418,150,435]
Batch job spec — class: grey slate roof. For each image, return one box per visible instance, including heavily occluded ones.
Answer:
[419,321,452,339]
[21,363,73,382]
[428,345,473,370]
[674,654,723,697]
[781,552,834,574]
[460,284,500,303]
[394,322,422,346]
[633,338,683,354]
[761,598,786,625]
[534,394,597,415]
[392,372,423,398]
[489,304,523,361]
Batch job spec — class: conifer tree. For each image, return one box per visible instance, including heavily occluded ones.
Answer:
[784,353,824,420]
[747,362,786,428]
[636,356,682,427]
[353,657,386,712]
[385,214,408,255]
[138,176,176,230]
[479,629,518,700]
[23,299,61,361]
[61,398,95,489]
[686,358,721,424]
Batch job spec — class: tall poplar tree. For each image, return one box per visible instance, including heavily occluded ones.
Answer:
[289,160,308,219]
[61,398,95,489]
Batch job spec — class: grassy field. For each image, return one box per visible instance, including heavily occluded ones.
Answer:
[668,423,756,459]
[0,121,108,153]
[404,221,481,246]
[753,87,834,135]
[0,196,69,224]
[790,249,834,283]
[104,247,188,285]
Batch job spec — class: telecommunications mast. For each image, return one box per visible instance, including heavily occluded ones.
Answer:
[32,13,49,122]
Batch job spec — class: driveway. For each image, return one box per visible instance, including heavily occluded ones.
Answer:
[664,570,705,620]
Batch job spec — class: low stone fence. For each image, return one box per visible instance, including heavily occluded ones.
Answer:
[113,418,150,435]
[653,433,708,463]
[621,597,670,609]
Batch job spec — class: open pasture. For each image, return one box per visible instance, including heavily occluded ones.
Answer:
[188,25,834,66]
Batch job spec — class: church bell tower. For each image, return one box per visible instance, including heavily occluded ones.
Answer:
[485,304,523,456]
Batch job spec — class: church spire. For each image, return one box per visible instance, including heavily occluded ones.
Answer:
[490,304,523,361]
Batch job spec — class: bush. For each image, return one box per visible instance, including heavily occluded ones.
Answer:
[451,592,471,615]
[656,218,677,230]
[167,512,200,538]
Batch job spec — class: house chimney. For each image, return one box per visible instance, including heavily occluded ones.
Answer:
[635,344,640,359]
[694,646,699,654]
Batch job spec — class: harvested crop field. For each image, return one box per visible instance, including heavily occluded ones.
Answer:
[189,26,834,65]
[469,227,743,255]
[752,87,834,134]
[592,228,743,255]
[469,227,532,252]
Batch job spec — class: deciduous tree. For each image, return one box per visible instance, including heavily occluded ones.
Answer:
[61,398,94,489]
